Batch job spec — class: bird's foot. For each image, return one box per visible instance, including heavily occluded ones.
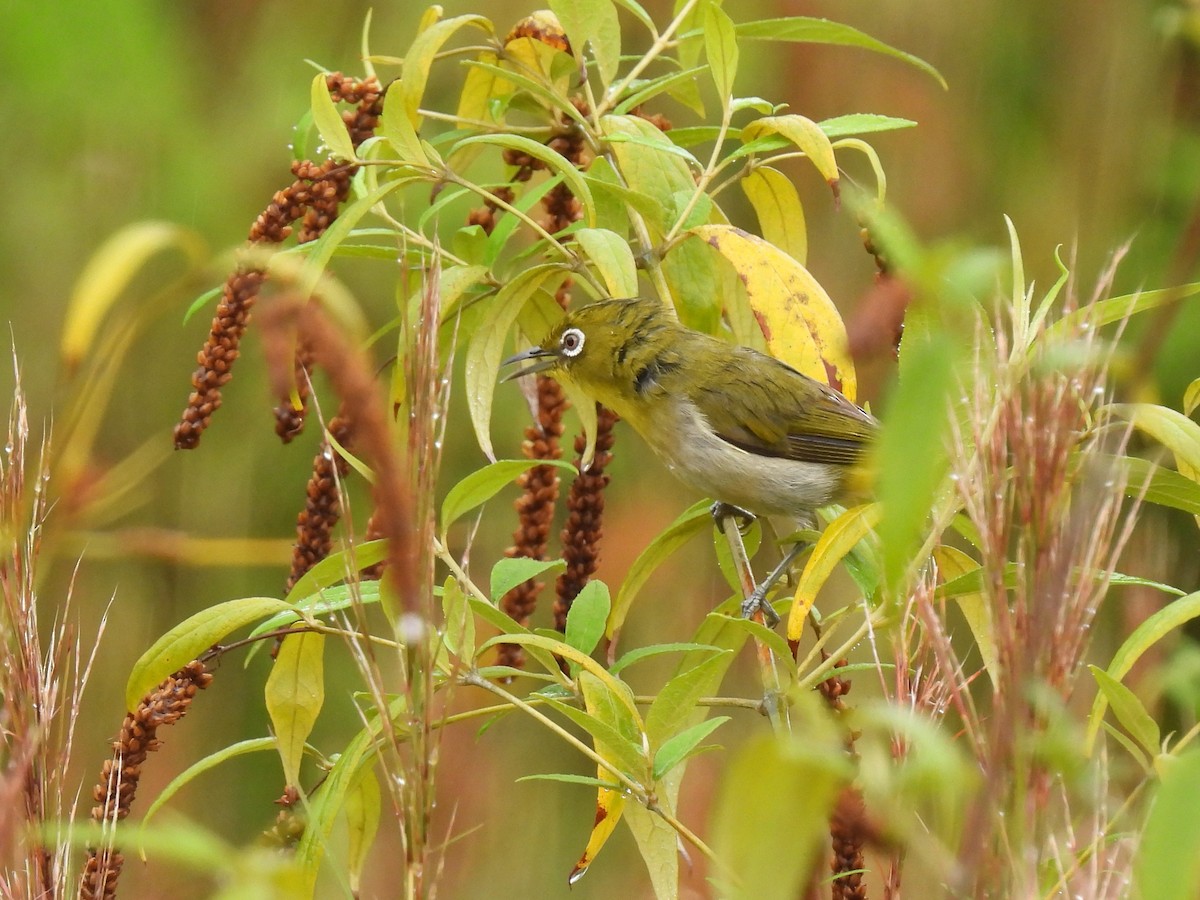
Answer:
[710,501,755,532]
[740,587,781,627]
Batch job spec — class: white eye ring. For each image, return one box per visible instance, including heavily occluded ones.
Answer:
[560,327,585,358]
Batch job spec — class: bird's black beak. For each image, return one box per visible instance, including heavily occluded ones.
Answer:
[501,346,557,381]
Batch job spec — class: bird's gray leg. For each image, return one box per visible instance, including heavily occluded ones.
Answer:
[739,542,809,627]
[710,502,791,627]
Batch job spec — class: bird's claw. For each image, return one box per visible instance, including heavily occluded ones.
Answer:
[711,501,755,531]
[740,588,781,627]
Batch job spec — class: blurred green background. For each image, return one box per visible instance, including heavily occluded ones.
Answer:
[2,0,1198,896]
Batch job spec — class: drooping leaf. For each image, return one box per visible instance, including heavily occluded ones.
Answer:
[442,459,577,537]
[933,545,998,686]
[489,557,568,602]
[266,632,326,788]
[126,597,291,712]
[609,500,712,636]
[463,266,569,460]
[741,166,807,265]
[62,222,206,372]
[564,580,611,659]
[787,503,881,641]
[735,17,946,89]
[742,115,839,192]
[1089,666,1161,760]
[453,134,595,227]
[1085,591,1200,752]
[310,72,356,161]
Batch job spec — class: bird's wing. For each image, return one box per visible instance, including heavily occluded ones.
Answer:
[688,351,877,466]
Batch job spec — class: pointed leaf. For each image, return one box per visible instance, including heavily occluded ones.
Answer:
[742,115,838,190]
[1089,666,1161,759]
[399,15,493,128]
[453,134,595,226]
[788,504,881,641]
[142,738,278,827]
[464,267,568,460]
[933,545,998,686]
[344,762,382,894]
[652,716,728,781]
[609,500,711,636]
[574,227,639,298]
[441,458,577,535]
[704,1,739,100]
[62,222,206,371]
[490,557,568,602]
[1086,591,1200,752]
[310,72,355,161]
[267,632,326,789]
[818,113,918,138]
[741,166,807,265]
[565,580,611,659]
[1134,749,1200,900]
[735,17,946,89]
[126,597,291,711]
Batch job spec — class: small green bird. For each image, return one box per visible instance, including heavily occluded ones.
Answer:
[504,296,878,518]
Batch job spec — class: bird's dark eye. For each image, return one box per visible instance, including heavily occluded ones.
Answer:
[560,327,585,358]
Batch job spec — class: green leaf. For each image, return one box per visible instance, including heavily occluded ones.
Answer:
[141,737,278,827]
[1134,749,1200,900]
[452,134,595,227]
[310,72,356,161]
[543,697,646,778]
[399,14,493,128]
[1089,666,1160,759]
[1185,377,1200,417]
[613,66,708,115]
[1044,281,1200,342]
[285,540,389,605]
[489,557,567,602]
[704,1,739,100]
[441,458,578,536]
[574,227,639,298]
[126,597,291,712]
[1109,402,1200,476]
[609,642,722,676]
[464,267,569,461]
[442,576,474,661]
[735,17,947,89]
[344,762,381,895]
[1086,591,1200,752]
[601,114,698,236]
[516,772,623,788]
[550,0,622,87]
[484,174,565,268]
[652,716,729,780]
[609,500,712,636]
[741,166,807,265]
[564,580,611,659]
[877,334,954,593]
[379,69,429,165]
[1114,455,1200,515]
[266,632,326,788]
[711,734,850,899]
[818,113,918,138]
[645,650,734,748]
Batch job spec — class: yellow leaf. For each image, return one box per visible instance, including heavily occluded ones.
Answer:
[788,503,881,641]
[687,224,857,399]
[61,221,206,372]
[568,771,626,886]
[266,632,326,788]
[933,545,998,686]
[742,114,839,193]
[741,166,808,265]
